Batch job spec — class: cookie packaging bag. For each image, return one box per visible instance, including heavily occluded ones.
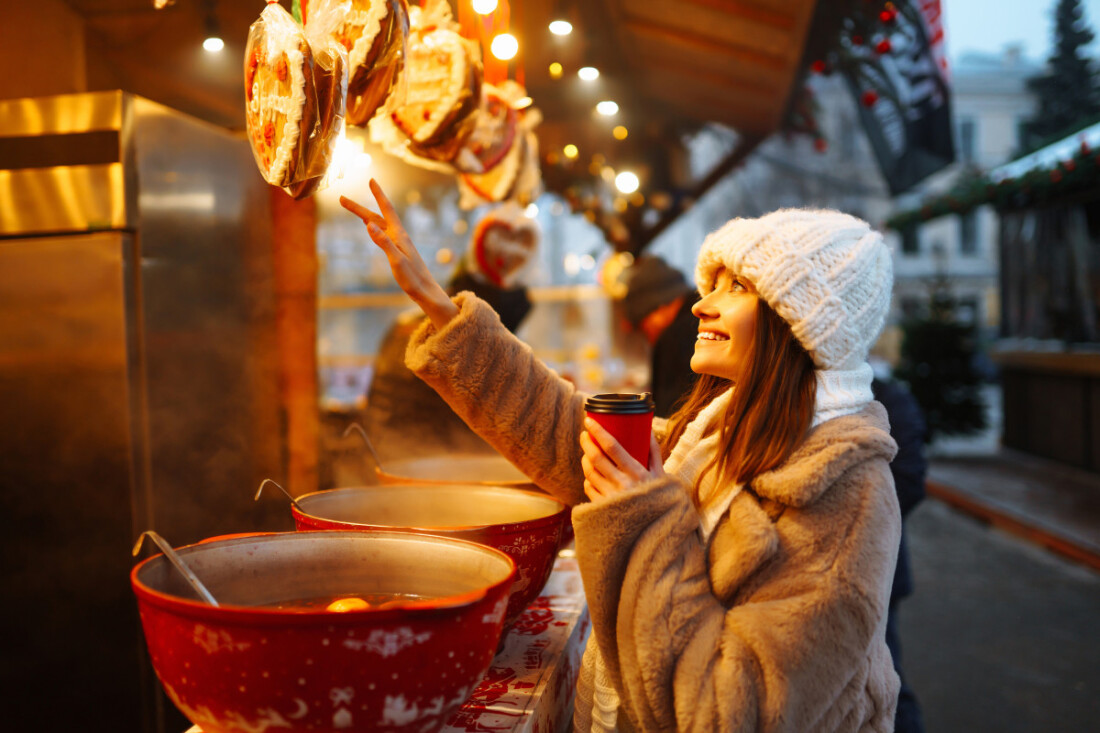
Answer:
[244,0,347,199]
[307,0,410,128]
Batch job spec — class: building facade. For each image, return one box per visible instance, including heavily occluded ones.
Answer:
[890,48,1039,341]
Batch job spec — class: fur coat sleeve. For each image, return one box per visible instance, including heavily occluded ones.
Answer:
[405,293,589,506]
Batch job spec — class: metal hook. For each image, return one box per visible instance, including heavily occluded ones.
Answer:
[343,422,383,470]
[254,478,302,511]
[132,531,219,607]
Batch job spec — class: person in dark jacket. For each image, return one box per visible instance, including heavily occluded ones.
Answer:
[620,256,701,418]
[362,204,538,464]
[872,377,928,733]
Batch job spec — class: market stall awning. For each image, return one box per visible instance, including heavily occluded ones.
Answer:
[64,0,818,151]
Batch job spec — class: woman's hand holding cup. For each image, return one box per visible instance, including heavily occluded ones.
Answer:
[340,179,459,329]
[580,417,664,504]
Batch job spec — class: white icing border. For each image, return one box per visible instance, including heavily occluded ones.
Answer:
[345,0,390,72]
[248,45,307,186]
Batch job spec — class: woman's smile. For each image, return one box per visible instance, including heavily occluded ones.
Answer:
[696,330,729,342]
[690,268,758,381]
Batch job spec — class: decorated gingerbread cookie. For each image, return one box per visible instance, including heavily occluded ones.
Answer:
[244,1,318,188]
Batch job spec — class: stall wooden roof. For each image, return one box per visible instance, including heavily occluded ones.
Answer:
[63,0,818,148]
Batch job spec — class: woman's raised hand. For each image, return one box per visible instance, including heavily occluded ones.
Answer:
[579,419,665,504]
[340,179,459,329]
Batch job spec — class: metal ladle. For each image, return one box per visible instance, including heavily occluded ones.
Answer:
[343,422,384,470]
[254,478,302,511]
[132,530,219,607]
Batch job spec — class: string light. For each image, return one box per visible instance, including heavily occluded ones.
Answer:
[578,66,599,81]
[563,144,579,159]
[615,171,640,194]
[612,126,628,140]
[472,0,498,14]
[202,0,223,53]
[491,33,518,61]
[596,100,619,116]
[549,62,563,79]
[549,20,573,36]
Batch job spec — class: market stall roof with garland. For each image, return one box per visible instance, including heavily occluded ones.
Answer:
[888,121,1100,231]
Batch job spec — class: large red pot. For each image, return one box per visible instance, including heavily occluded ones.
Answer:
[375,453,534,488]
[291,484,568,629]
[131,530,514,733]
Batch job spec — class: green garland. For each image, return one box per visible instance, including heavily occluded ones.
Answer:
[886,138,1100,230]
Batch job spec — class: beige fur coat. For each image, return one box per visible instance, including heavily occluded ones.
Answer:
[407,294,903,732]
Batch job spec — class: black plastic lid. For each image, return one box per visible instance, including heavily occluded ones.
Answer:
[583,392,655,414]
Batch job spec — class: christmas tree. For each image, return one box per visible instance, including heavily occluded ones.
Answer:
[1021,0,1100,150]
[895,271,987,443]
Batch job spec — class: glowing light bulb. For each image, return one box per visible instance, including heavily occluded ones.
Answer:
[596,100,619,116]
[613,126,628,140]
[472,0,498,14]
[549,62,563,79]
[578,66,599,81]
[203,36,224,53]
[615,171,639,194]
[549,20,573,36]
[563,144,579,159]
[491,33,518,61]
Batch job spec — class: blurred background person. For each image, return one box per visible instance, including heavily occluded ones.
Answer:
[872,375,928,733]
[619,255,701,418]
[362,203,540,465]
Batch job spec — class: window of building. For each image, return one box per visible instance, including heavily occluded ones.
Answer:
[900,224,920,255]
[1016,119,1030,152]
[956,296,979,326]
[959,212,979,255]
[958,118,976,163]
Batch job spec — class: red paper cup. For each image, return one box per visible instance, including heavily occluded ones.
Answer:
[584,393,655,466]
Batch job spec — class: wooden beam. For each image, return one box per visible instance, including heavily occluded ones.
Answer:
[270,189,320,497]
[636,133,764,253]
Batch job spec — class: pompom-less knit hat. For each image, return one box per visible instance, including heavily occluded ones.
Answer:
[695,208,893,424]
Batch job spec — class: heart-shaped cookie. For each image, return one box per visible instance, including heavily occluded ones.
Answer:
[244,3,318,188]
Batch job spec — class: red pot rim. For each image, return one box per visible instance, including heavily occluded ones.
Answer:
[292,486,569,535]
[130,530,516,625]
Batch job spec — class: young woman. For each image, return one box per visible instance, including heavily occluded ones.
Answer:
[342,180,902,732]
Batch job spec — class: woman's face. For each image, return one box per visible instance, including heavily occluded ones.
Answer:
[690,268,758,382]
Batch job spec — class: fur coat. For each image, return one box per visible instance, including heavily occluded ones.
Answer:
[407,294,903,732]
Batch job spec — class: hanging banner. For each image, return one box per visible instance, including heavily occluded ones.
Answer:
[842,0,955,194]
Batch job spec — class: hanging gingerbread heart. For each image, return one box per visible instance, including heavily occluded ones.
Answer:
[244,1,320,189]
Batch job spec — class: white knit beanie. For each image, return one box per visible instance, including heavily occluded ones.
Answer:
[695,208,893,424]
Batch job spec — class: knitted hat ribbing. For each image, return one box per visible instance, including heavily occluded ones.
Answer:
[696,208,891,370]
[695,208,893,423]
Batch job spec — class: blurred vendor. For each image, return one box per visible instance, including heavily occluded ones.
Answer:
[620,255,701,418]
[362,203,539,463]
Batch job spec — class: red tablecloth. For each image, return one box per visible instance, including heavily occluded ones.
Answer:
[441,552,590,733]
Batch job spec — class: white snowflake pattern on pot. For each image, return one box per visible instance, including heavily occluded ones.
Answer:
[482,596,507,624]
[333,708,353,729]
[342,627,432,657]
[222,706,293,732]
[192,623,252,654]
[381,687,469,728]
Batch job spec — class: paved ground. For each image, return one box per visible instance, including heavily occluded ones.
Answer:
[897,499,1100,732]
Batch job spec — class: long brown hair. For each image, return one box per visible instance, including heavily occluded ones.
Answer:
[663,297,817,505]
